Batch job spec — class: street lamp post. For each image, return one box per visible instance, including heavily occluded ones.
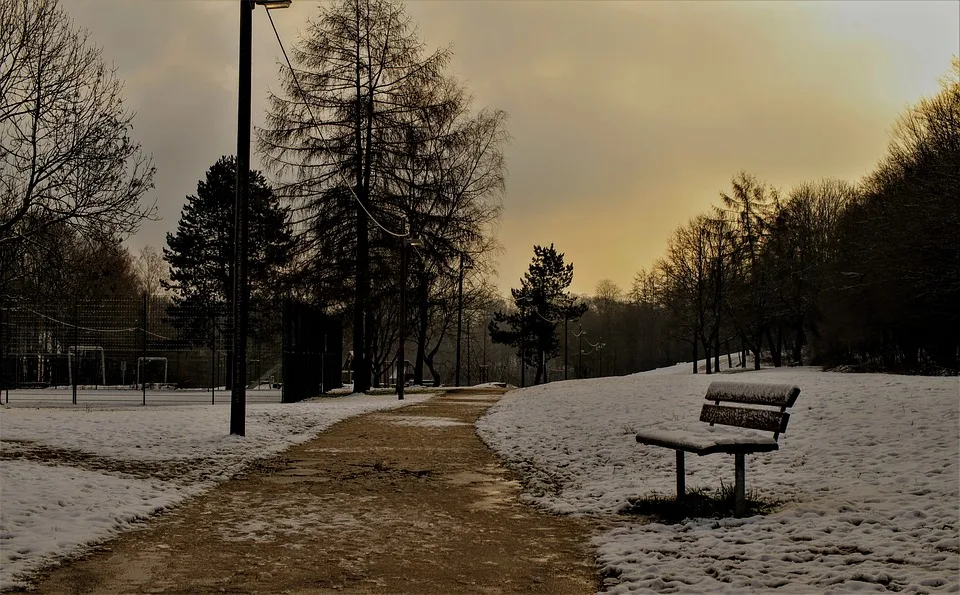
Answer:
[230,0,290,436]
[397,235,423,401]
[598,336,604,377]
[574,324,586,379]
[455,254,472,386]
[465,314,471,386]
[515,294,533,388]
[520,337,525,388]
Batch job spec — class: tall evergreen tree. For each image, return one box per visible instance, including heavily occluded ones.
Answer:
[259,0,450,392]
[163,156,293,347]
[489,244,587,384]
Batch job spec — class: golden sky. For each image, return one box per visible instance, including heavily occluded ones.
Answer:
[65,0,959,296]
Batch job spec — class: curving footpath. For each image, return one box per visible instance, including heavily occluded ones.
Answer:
[31,388,597,594]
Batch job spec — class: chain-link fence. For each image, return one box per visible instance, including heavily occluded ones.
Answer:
[0,296,284,402]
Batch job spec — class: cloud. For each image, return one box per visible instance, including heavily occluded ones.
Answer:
[60,0,958,295]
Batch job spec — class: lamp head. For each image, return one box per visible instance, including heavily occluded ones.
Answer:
[253,0,292,9]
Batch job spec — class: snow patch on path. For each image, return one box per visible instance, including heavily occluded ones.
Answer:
[0,393,429,590]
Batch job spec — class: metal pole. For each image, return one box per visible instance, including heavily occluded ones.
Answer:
[72,296,77,404]
[211,316,216,405]
[598,336,602,378]
[541,342,546,385]
[141,293,147,405]
[466,314,471,386]
[0,305,5,403]
[230,0,253,435]
[735,453,746,517]
[482,322,487,384]
[455,254,464,387]
[520,338,525,388]
[321,333,327,394]
[564,317,568,381]
[578,325,583,379]
[397,240,407,401]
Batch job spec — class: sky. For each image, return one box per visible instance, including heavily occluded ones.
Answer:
[62,0,959,296]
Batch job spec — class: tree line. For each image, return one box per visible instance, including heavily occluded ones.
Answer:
[486,61,958,381]
[620,60,958,375]
[3,0,509,391]
[4,0,954,389]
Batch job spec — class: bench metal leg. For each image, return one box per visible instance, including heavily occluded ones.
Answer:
[676,450,685,501]
[734,453,745,517]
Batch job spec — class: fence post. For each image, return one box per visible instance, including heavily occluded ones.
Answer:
[1,304,6,404]
[211,314,216,405]
[141,293,147,405]
[72,296,78,405]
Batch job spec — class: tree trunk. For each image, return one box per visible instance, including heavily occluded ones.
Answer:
[703,341,712,374]
[692,334,698,374]
[766,325,782,367]
[792,316,804,366]
[353,201,370,392]
[714,332,721,372]
[424,350,441,387]
[413,274,428,385]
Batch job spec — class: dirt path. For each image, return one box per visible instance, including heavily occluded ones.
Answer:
[30,389,598,594]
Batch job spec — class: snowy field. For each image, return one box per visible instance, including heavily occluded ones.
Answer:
[0,392,428,590]
[477,364,960,593]
[2,367,957,593]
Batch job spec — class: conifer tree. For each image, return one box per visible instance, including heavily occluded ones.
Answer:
[489,244,587,384]
[163,156,293,347]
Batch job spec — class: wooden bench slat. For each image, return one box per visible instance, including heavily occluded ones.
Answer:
[636,429,780,455]
[700,404,790,434]
[705,381,800,407]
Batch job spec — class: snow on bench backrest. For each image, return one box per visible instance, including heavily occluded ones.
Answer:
[704,381,801,408]
[699,404,790,436]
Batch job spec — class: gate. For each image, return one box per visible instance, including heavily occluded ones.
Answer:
[281,299,342,403]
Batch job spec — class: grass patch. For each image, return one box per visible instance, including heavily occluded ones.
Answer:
[620,483,781,522]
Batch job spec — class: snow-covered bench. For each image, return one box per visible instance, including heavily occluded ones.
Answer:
[635,381,801,516]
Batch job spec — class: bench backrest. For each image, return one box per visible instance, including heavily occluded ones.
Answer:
[700,381,801,440]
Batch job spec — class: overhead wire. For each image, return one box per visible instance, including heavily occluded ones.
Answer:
[263,8,409,239]
[13,307,171,340]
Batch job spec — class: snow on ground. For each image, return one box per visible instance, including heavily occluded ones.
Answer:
[0,387,282,407]
[0,392,428,590]
[2,365,957,593]
[382,415,470,427]
[477,364,960,593]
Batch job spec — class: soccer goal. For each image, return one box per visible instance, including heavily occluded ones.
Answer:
[67,346,106,387]
[136,357,168,388]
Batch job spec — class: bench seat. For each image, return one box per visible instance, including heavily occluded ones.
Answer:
[635,427,779,456]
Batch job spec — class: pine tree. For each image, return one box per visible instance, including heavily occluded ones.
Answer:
[489,244,587,384]
[163,156,293,347]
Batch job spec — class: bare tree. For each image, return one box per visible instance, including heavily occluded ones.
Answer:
[720,172,779,369]
[658,216,715,373]
[593,279,623,373]
[766,179,853,365]
[133,245,169,297]
[826,59,960,369]
[383,77,507,384]
[0,0,155,252]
